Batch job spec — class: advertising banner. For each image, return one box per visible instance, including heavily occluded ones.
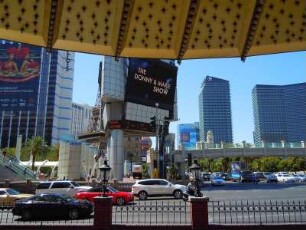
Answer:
[0,43,41,110]
[231,161,246,172]
[125,58,177,110]
[178,124,199,150]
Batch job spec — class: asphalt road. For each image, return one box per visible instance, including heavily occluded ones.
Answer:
[1,182,306,225]
[203,181,306,201]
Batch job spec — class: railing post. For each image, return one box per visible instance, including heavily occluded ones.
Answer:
[93,196,113,230]
[26,179,31,193]
[5,179,10,188]
[190,196,209,230]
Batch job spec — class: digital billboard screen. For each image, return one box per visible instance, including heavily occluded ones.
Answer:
[178,124,199,150]
[0,43,41,110]
[125,58,177,110]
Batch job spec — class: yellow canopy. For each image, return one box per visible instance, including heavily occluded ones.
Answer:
[0,0,305,61]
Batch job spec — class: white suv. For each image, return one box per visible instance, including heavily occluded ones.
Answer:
[35,181,92,197]
[131,179,186,200]
[275,172,297,183]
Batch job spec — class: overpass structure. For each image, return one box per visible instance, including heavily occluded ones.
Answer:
[174,147,306,162]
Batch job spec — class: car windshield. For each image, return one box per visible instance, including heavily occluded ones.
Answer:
[6,188,20,195]
[54,193,74,201]
[107,186,118,193]
[241,171,252,175]
[213,176,223,180]
[71,181,81,187]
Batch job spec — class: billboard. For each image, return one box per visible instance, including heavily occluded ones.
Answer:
[0,43,41,110]
[231,161,246,173]
[178,124,199,150]
[125,58,177,111]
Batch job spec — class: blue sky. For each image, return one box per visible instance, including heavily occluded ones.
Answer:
[73,51,306,144]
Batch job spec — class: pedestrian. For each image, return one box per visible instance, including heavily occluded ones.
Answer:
[186,176,196,196]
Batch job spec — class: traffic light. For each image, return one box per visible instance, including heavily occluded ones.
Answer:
[163,120,170,134]
[161,118,170,137]
[150,116,156,129]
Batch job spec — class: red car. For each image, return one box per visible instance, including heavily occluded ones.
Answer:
[75,186,134,205]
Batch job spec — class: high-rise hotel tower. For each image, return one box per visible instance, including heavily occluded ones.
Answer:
[252,83,306,147]
[199,76,233,145]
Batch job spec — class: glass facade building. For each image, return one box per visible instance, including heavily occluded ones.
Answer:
[198,76,233,145]
[0,40,74,148]
[252,83,306,147]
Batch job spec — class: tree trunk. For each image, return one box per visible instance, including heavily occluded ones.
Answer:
[32,154,36,171]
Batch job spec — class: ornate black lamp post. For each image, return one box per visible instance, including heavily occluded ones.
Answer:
[99,160,111,197]
[189,159,201,197]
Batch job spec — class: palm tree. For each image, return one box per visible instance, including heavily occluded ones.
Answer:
[25,136,49,171]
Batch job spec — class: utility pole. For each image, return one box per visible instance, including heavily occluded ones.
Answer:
[158,117,169,179]
[150,104,170,179]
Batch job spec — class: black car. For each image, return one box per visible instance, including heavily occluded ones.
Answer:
[201,173,211,181]
[240,171,259,183]
[12,193,93,220]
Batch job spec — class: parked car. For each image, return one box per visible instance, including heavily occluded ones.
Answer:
[262,172,278,183]
[131,179,186,200]
[253,172,266,181]
[35,180,92,197]
[210,176,225,186]
[201,173,211,181]
[293,174,306,182]
[297,174,306,182]
[221,173,231,181]
[12,193,93,220]
[0,188,33,207]
[75,186,134,205]
[276,172,297,183]
[228,172,241,182]
[240,171,259,183]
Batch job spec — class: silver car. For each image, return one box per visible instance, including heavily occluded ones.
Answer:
[35,181,92,197]
[131,179,186,200]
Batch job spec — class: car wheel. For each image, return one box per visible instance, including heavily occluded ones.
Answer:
[138,191,148,200]
[116,197,126,206]
[21,210,32,221]
[173,190,183,199]
[69,209,79,220]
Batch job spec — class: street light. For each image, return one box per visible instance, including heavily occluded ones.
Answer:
[189,159,202,197]
[99,160,111,197]
[154,103,159,152]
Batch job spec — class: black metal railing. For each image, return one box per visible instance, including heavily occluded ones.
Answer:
[0,206,93,225]
[209,199,306,224]
[112,200,190,225]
